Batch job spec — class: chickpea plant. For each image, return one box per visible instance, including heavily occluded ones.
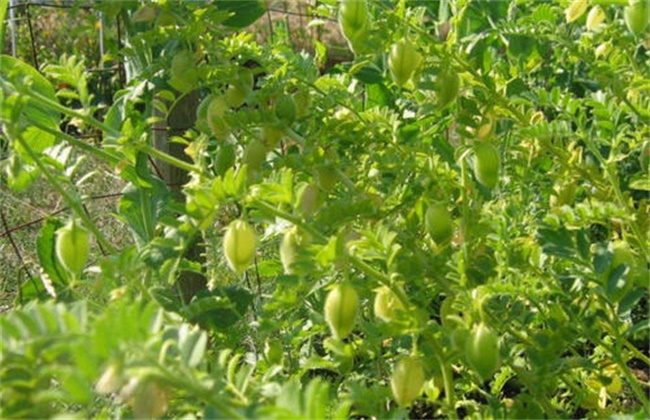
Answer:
[1,0,648,418]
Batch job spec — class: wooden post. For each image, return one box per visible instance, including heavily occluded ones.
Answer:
[153,90,207,302]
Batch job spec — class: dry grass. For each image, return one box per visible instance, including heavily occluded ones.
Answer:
[0,155,131,306]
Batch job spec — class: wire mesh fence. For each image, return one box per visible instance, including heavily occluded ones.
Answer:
[3,1,121,297]
[0,0,347,300]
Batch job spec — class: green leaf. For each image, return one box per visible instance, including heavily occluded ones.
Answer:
[536,227,577,261]
[576,229,590,261]
[275,378,302,416]
[36,218,70,292]
[350,62,384,85]
[605,264,627,295]
[178,324,207,368]
[366,83,392,108]
[62,370,93,404]
[506,78,528,97]
[0,0,7,40]
[629,177,650,191]
[592,244,612,275]
[149,286,182,312]
[627,318,650,337]
[14,309,43,338]
[17,277,49,303]
[216,0,266,28]
[507,34,536,59]
[1,56,61,190]
[439,0,449,22]
[117,178,171,248]
[0,55,59,128]
[304,378,330,420]
[102,95,126,144]
[618,288,645,315]
[182,287,253,331]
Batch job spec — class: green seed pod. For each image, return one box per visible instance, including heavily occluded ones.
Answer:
[324,282,359,340]
[465,323,500,381]
[225,68,254,108]
[451,327,470,353]
[440,295,461,328]
[437,67,460,108]
[315,165,338,192]
[157,10,176,26]
[373,286,405,322]
[170,50,198,93]
[55,219,90,277]
[132,5,157,23]
[243,139,267,171]
[586,6,606,31]
[214,143,236,176]
[388,40,422,86]
[261,124,285,147]
[196,94,211,120]
[477,113,495,140]
[604,240,641,301]
[207,96,230,139]
[293,90,311,118]
[297,183,322,218]
[235,67,254,95]
[223,220,256,274]
[95,363,123,395]
[280,228,300,274]
[171,51,193,79]
[425,203,453,245]
[625,0,649,37]
[339,0,368,42]
[225,85,247,108]
[391,356,425,407]
[264,338,283,365]
[275,94,297,125]
[131,381,169,419]
[473,142,500,189]
[565,0,588,23]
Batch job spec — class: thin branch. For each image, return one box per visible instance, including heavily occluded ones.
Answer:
[24,3,39,70]
[7,2,93,10]
[0,208,34,282]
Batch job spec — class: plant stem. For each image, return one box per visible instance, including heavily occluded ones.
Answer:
[21,88,121,138]
[622,337,650,366]
[457,149,471,286]
[32,121,137,179]
[433,344,457,418]
[334,167,357,192]
[284,128,306,147]
[603,323,650,412]
[142,145,202,176]
[251,199,326,242]
[612,349,650,412]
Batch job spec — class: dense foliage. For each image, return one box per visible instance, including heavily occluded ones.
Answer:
[1,0,649,418]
